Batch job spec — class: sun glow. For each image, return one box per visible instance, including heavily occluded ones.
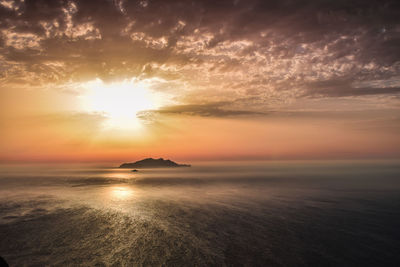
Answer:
[80,78,163,130]
[109,186,134,200]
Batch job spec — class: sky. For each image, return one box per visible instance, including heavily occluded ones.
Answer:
[0,0,399,162]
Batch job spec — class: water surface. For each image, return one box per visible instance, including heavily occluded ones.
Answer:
[1,160,400,266]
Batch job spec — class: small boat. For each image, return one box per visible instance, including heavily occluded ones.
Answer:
[131,169,139,172]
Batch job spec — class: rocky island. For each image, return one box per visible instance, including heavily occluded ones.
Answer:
[119,158,191,168]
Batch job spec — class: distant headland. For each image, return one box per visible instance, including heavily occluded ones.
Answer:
[119,158,191,168]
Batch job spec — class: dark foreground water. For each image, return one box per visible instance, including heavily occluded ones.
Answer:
[0,160,400,266]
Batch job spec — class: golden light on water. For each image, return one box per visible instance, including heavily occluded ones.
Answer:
[107,170,135,179]
[110,186,134,200]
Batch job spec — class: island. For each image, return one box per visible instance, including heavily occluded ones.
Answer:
[119,158,191,168]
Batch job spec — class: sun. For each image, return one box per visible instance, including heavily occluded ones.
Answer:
[79,78,162,130]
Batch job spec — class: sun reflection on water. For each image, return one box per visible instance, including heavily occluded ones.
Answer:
[110,186,134,200]
[107,169,135,179]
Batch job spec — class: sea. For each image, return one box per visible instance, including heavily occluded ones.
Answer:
[0,160,399,266]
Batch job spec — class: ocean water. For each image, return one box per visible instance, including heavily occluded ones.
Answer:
[0,160,400,266]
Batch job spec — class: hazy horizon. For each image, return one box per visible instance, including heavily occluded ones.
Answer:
[2,157,400,165]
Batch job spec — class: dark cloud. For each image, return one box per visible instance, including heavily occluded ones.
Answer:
[304,79,400,97]
[138,102,266,118]
[309,86,400,97]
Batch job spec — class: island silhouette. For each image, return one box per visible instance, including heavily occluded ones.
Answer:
[119,158,191,168]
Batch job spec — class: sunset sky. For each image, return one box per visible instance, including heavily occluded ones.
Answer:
[0,0,399,162]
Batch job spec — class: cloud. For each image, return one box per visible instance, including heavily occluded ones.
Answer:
[138,101,266,119]
[303,78,400,97]
[0,0,399,111]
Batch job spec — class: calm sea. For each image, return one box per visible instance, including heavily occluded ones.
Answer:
[0,160,400,266]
